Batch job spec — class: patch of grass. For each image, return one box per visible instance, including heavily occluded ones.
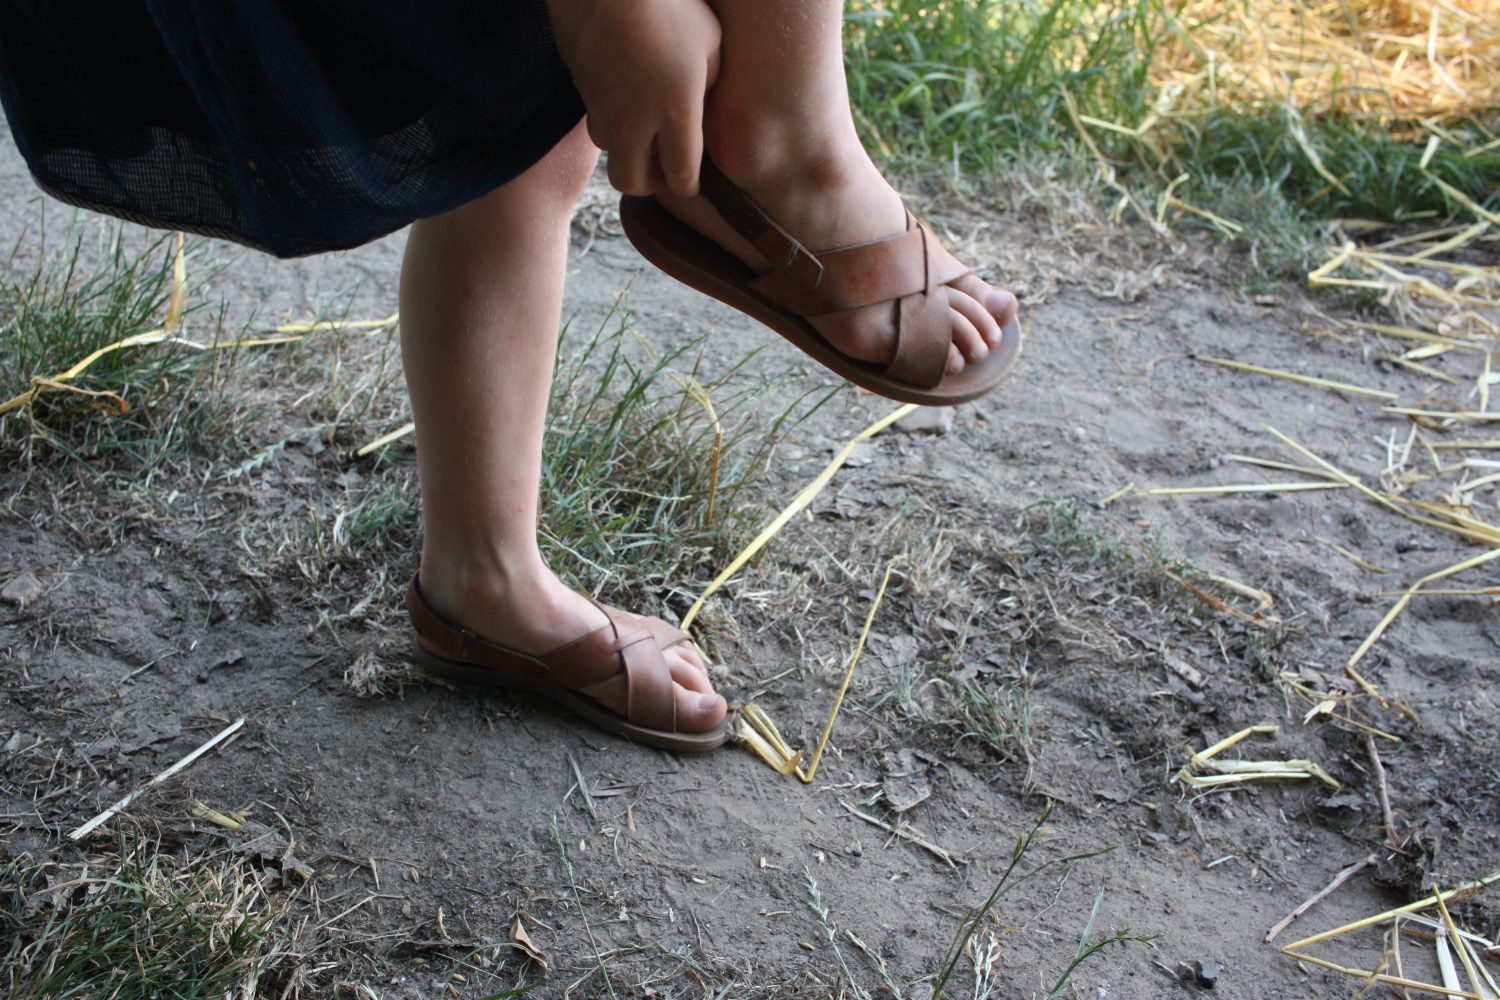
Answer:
[846,0,1165,173]
[328,466,420,562]
[539,308,825,606]
[1170,107,1500,224]
[0,225,246,469]
[846,1,1498,236]
[947,667,1033,764]
[0,835,300,999]
[1190,172,1332,285]
[319,305,820,696]
[932,801,1147,999]
[1022,499,1140,576]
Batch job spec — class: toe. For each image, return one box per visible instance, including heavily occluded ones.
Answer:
[667,648,713,695]
[673,681,728,732]
[986,287,1020,331]
[953,275,1018,346]
[947,343,965,375]
[948,287,998,358]
[668,648,726,732]
[667,635,709,680]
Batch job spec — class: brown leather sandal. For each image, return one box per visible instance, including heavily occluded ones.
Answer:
[619,159,1022,405]
[406,576,731,752]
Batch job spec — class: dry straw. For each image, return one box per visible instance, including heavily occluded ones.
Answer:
[1152,0,1500,126]
[1175,725,1341,789]
[1280,872,1500,998]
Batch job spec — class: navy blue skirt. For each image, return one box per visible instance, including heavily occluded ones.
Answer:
[0,2,585,257]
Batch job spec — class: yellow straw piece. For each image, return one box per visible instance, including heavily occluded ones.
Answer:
[1358,323,1489,353]
[273,312,399,334]
[1192,724,1279,766]
[738,706,802,776]
[1177,725,1341,789]
[1386,407,1500,424]
[1194,355,1398,400]
[2,310,401,418]
[1317,538,1391,574]
[739,561,898,784]
[1141,482,1347,496]
[1,329,170,415]
[163,232,187,334]
[1266,426,1500,547]
[1428,440,1500,450]
[1225,454,1344,481]
[665,371,723,527]
[1388,357,1462,384]
[680,402,916,632]
[1283,873,1500,954]
[1434,887,1486,1000]
[355,421,416,457]
[1345,548,1500,676]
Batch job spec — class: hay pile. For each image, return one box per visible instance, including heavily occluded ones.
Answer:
[1154,0,1500,125]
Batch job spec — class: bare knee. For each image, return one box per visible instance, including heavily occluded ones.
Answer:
[415,118,597,244]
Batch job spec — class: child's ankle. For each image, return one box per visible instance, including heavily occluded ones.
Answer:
[705,105,856,195]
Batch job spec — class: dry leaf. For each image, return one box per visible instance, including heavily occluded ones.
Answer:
[511,915,549,971]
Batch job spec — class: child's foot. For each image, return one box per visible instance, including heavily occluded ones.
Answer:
[417,562,728,733]
[652,128,1018,378]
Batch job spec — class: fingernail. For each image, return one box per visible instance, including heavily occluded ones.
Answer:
[699,693,721,711]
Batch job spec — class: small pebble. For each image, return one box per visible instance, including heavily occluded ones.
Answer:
[895,406,955,436]
[1,572,41,609]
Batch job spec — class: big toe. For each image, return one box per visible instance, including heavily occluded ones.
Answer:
[668,647,726,732]
[674,683,728,732]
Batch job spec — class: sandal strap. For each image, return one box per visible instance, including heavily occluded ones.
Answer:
[600,603,694,651]
[406,576,680,732]
[701,158,824,292]
[699,158,969,390]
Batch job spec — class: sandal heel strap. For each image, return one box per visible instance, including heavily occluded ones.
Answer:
[701,158,823,291]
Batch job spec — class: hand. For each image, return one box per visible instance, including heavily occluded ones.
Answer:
[548,0,721,197]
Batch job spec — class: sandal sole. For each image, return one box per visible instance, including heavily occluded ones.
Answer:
[414,645,732,753]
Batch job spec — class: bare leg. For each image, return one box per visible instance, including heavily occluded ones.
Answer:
[655,0,1018,376]
[400,121,728,732]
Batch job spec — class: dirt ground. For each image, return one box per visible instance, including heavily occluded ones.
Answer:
[3,125,1498,1000]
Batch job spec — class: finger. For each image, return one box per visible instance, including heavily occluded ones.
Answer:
[584,113,610,153]
[658,105,704,198]
[606,130,654,196]
[705,46,721,91]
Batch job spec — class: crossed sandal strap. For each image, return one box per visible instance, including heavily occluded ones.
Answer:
[698,158,969,390]
[600,604,695,652]
[540,608,678,733]
[406,576,680,732]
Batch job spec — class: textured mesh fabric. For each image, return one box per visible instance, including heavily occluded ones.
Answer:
[0,1,585,257]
